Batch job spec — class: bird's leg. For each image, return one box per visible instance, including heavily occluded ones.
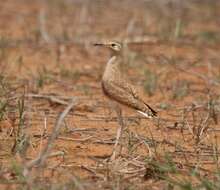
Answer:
[107,102,115,121]
[110,105,124,161]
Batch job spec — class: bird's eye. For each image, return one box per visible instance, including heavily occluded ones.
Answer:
[111,43,116,47]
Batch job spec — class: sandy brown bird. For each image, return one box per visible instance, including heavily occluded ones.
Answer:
[94,41,157,160]
[94,41,157,118]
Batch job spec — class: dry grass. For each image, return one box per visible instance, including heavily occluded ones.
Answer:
[0,0,220,189]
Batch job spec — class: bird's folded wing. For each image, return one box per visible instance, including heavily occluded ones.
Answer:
[103,80,145,109]
[110,80,140,99]
[105,80,157,117]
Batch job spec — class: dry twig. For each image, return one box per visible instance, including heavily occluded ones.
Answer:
[23,98,78,176]
[26,93,69,105]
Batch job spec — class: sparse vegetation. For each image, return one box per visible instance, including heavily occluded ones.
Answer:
[172,80,189,100]
[198,31,220,44]
[11,96,30,156]
[35,66,53,89]
[0,0,220,189]
[143,69,158,96]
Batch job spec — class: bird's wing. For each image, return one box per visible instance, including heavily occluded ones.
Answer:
[102,80,157,117]
[102,80,139,105]
[114,81,157,116]
[111,79,140,99]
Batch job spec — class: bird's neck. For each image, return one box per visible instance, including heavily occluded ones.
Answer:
[103,54,123,82]
[110,50,121,57]
[107,54,122,68]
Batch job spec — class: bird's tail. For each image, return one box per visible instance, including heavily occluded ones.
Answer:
[137,103,157,118]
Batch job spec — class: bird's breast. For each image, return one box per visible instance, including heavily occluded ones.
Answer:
[102,61,122,82]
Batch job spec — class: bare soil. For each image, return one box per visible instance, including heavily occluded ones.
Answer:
[0,0,220,189]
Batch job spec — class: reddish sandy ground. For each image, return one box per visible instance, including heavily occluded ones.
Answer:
[0,0,220,189]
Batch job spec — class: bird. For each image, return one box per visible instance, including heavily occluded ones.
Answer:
[94,41,157,160]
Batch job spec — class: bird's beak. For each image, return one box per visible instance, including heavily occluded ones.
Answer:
[93,43,104,46]
[94,41,111,47]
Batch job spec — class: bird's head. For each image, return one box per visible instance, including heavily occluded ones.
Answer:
[94,41,122,53]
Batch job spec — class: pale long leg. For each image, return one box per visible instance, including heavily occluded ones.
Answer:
[110,105,124,161]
